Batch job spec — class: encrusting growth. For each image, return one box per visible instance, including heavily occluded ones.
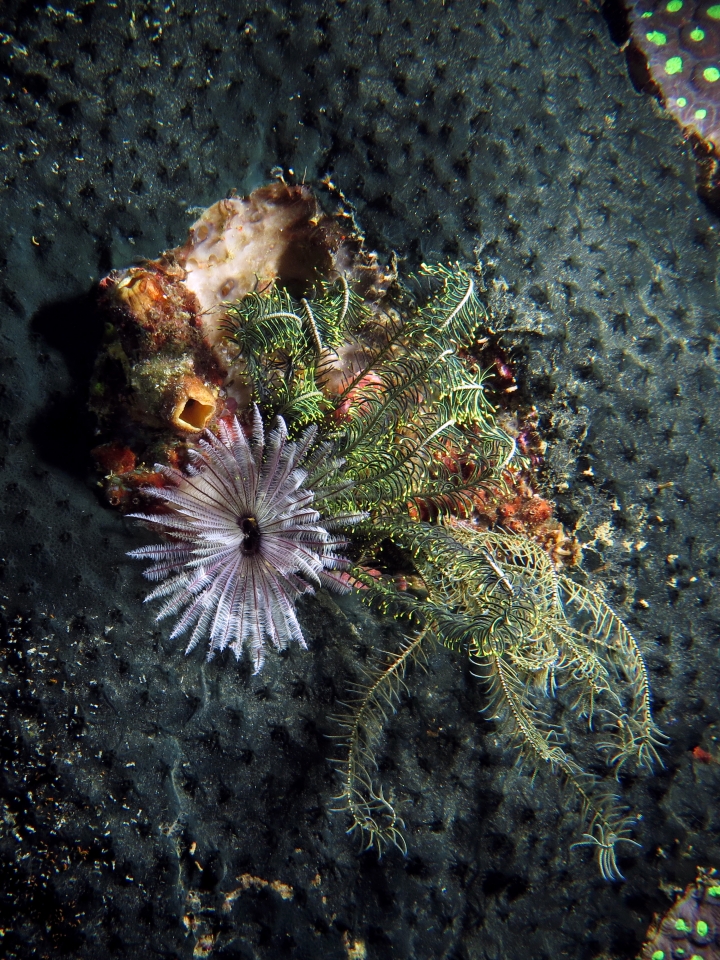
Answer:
[127,256,663,879]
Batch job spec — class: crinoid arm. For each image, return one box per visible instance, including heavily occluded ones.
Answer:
[216,263,658,879]
[333,627,433,855]
[222,278,368,428]
[559,577,667,772]
[396,519,654,881]
[472,647,639,864]
[570,816,641,882]
[222,264,517,521]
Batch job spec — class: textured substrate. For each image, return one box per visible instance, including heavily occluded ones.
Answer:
[0,1,719,959]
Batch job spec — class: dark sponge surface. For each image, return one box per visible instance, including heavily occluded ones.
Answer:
[0,1,719,958]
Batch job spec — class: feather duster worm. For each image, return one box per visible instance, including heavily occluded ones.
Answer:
[129,406,366,672]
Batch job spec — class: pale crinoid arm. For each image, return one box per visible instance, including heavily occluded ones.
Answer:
[570,818,641,882]
[473,647,639,880]
[559,578,666,771]
[334,627,433,855]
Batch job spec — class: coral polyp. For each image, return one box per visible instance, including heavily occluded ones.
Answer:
[128,407,366,672]
[628,0,720,150]
[639,866,720,958]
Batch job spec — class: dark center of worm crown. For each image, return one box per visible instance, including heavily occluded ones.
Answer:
[239,516,261,554]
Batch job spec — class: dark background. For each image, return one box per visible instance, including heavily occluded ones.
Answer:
[0,1,719,958]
